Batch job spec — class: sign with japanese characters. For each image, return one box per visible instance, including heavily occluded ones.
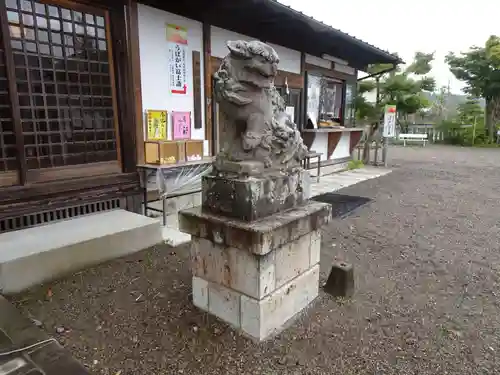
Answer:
[172,111,191,140]
[167,24,188,95]
[146,109,168,140]
[383,104,397,138]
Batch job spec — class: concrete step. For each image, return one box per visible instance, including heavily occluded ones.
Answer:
[0,210,162,294]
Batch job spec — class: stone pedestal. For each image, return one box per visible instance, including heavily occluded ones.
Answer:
[202,168,311,221]
[179,201,331,341]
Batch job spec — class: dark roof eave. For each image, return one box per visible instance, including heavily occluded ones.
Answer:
[137,0,403,68]
[266,0,403,67]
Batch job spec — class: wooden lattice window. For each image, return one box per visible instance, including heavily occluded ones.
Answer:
[0,17,18,181]
[0,0,121,185]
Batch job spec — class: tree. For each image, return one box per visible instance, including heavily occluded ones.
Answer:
[355,52,435,163]
[429,86,449,121]
[356,52,435,124]
[356,52,435,131]
[380,52,435,131]
[354,80,377,122]
[446,35,500,141]
[456,97,484,124]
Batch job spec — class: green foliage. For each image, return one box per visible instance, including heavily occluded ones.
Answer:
[354,95,378,121]
[355,52,436,124]
[357,80,377,95]
[406,52,434,75]
[347,159,364,170]
[456,98,484,124]
[445,35,500,139]
[436,117,492,147]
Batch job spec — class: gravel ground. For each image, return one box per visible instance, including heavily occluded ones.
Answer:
[10,145,500,375]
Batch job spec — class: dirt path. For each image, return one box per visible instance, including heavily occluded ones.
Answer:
[11,145,500,375]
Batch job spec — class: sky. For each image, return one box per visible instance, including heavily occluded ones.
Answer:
[279,0,496,94]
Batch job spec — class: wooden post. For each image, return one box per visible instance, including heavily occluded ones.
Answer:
[0,0,26,184]
[299,52,306,130]
[202,23,213,155]
[125,0,145,165]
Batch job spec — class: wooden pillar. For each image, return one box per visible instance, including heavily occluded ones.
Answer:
[0,0,26,185]
[125,0,145,165]
[202,23,213,155]
[299,52,306,131]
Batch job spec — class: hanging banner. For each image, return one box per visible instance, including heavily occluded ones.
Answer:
[145,109,167,140]
[167,24,188,95]
[383,104,397,138]
[172,111,192,140]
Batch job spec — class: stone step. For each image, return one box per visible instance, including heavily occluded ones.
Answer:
[0,210,162,294]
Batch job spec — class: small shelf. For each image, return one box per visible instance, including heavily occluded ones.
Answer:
[137,157,214,170]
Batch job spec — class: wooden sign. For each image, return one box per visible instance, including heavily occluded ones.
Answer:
[192,50,202,129]
[146,109,167,140]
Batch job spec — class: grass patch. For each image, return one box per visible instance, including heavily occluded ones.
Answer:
[347,159,364,170]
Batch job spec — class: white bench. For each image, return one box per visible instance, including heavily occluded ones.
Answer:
[399,133,428,146]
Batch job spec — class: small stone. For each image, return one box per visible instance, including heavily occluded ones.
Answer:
[93,360,99,365]
[192,325,199,333]
[56,326,65,334]
[324,261,354,297]
[406,338,417,345]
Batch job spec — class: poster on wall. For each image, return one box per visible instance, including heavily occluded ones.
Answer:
[167,24,188,95]
[146,109,168,140]
[344,83,355,125]
[172,111,192,140]
[306,74,322,128]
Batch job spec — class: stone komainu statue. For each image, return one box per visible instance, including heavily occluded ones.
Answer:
[213,40,308,171]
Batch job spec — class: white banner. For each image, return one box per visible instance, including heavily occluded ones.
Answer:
[167,24,188,95]
[383,105,397,138]
[168,42,188,95]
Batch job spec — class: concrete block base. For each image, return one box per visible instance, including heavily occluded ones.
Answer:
[193,265,319,340]
[181,201,331,341]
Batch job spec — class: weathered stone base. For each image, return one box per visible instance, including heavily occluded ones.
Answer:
[180,201,331,341]
[202,168,311,221]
